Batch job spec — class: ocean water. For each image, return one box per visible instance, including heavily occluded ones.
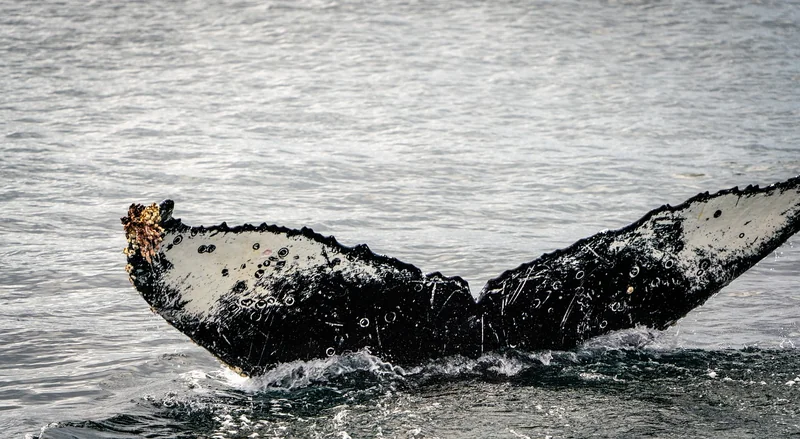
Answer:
[2,0,799,437]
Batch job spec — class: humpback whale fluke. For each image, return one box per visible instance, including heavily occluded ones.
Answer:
[122,177,800,377]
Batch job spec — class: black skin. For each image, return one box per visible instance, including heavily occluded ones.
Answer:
[125,177,800,377]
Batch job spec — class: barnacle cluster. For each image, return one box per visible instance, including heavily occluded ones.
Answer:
[121,203,164,265]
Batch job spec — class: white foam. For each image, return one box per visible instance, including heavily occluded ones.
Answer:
[220,351,403,392]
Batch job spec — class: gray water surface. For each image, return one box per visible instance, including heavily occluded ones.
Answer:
[2,0,799,437]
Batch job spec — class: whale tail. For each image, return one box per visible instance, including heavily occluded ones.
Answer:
[123,177,800,376]
[477,178,800,351]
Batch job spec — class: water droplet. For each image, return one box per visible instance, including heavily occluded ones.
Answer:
[359,317,370,328]
[284,296,295,306]
[325,347,335,356]
[629,266,640,277]
[384,312,396,323]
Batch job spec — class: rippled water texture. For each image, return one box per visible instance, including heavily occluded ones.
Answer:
[1,0,799,437]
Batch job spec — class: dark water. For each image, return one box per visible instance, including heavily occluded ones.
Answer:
[2,0,799,437]
[24,349,800,438]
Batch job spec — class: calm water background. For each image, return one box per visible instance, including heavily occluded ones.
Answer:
[2,0,800,437]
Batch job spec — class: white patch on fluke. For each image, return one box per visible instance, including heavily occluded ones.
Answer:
[676,189,799,260]
[158,229,386,316]
[611,185,800,290]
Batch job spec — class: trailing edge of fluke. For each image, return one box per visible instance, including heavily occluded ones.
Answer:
[122,176,800,377]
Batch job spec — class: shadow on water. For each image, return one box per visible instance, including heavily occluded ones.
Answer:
[34,346,800,439]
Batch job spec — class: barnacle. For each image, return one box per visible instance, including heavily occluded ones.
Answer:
[121,203,164,264]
